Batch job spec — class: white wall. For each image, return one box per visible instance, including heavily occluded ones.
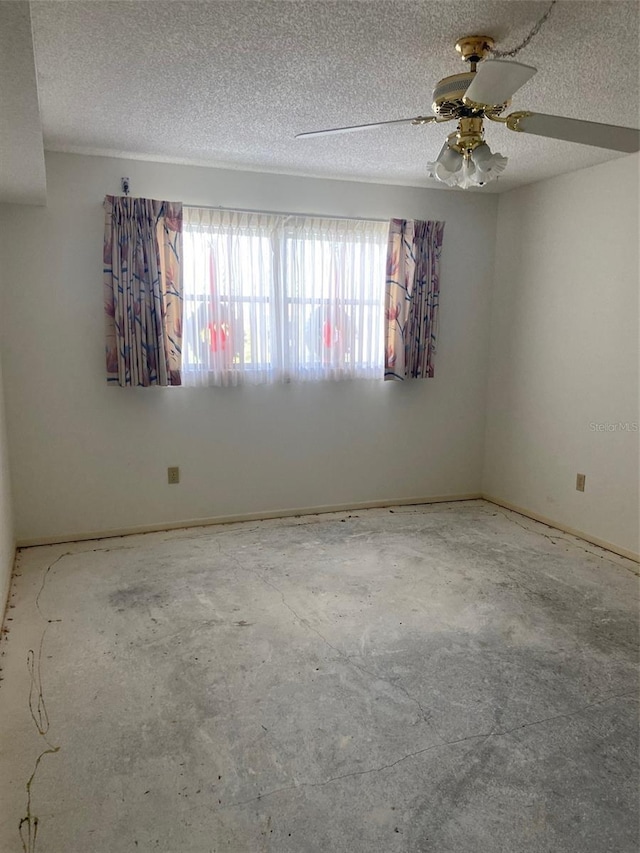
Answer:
[0,152,497,543]
[0,350,14,611]
[484,154,640,556]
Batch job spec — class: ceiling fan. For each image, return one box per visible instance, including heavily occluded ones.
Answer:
[295,35,640,189]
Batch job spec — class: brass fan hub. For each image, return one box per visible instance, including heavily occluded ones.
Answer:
[455,35,495,63]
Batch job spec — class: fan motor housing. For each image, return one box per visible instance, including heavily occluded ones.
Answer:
[432,72,475,118]
[432,71,508,119]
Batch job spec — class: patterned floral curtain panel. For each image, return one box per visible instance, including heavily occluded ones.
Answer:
[384,218,445,381]
[104,196,183,386]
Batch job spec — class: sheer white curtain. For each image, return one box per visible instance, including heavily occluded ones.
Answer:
[182,208,388,386]
[183,209,276,386]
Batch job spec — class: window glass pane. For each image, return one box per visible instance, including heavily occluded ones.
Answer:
[282,223,386,375]
[182,208,387,385]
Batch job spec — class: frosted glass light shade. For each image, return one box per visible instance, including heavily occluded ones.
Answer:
[457,158,479,190]
[427,140,507,189]
[471,143,508,178]
[426,142,463,186]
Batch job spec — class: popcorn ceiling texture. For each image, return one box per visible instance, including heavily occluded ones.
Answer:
[31,0,639,192]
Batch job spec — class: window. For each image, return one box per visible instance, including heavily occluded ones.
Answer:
[182,208,388,386]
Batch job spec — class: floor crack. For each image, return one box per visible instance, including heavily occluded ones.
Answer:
[219,689,636,809]
[346,656,437,729]
[491,690,638,739]
[219,738,470,809]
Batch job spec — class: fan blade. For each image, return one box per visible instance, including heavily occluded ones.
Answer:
[508,112,640,153]
[295,116,434,139]
[463,60,537,107]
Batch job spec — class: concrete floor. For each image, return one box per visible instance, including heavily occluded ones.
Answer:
[0,500,638,853]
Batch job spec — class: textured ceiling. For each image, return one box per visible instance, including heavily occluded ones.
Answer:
[0,2,46,204]
[31,0,639,192]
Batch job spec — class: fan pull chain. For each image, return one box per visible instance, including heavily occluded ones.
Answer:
[489,0,557,58]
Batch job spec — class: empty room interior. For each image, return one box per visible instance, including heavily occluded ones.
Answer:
[1,1,639,851]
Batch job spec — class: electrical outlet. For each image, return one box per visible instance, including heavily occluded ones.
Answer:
[168,466,180,485]
[576,473,586,492]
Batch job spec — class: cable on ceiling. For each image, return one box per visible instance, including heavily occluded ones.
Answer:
[488,0,558,58]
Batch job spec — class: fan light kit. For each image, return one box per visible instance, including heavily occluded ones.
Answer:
[296,32,640,190]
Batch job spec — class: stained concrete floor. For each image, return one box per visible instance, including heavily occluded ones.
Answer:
[0,500,638,853]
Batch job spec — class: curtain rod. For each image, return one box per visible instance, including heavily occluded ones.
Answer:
[113,178,385,223]
[184,203,387,224]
